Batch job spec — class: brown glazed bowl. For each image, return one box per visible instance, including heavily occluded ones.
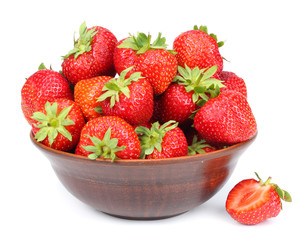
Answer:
[30,131,257,220]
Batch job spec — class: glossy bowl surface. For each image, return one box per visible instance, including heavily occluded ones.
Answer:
[30,131,257,220]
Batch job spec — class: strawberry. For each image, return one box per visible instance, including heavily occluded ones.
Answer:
[226,173,292,225]
[173,25,224,75]
[74,75,113,121]
[62,22,117,85]
[219,71,247,98]
[114,32,178,95]
[113,38,137,75]
[75,116,141,161]
[21,63,73,125]
[31,99,85,151]
[96,67,153,125]
[135,121,188,159]
[186,129,216,155]
[194,90,257,146]
[159,64,225,125]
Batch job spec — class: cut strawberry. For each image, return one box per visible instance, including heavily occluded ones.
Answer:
[226,173,291,225]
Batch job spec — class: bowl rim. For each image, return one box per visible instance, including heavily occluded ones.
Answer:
[30,131,257,165]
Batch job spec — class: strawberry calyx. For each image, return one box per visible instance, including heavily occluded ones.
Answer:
[81,127,126,162]
[97,66,144,107]
[194,25,224,48]
[62,21,98,60]
[117,32,172,54]
[135,120,178,159]
[255,172,292,204]
[174,64,225,106]
[187,135,215,155]
[31,101,75,146]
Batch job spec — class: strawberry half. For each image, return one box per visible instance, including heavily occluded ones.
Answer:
[226,173,292,225]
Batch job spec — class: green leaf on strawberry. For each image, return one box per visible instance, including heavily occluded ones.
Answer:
[174,64,225,105]
[97,66,144,107]
[31,101,75,146]
[63,21,98,59]
[117,32,168,54]
[255,172,292,203]
[135,120,178,159]
[194,25,224,48]
[187,135,216,155]
[81,127,126,162]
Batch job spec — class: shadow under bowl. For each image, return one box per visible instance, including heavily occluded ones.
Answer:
[30,131,257,220]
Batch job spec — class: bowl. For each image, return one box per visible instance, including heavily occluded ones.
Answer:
[30,131,257,220]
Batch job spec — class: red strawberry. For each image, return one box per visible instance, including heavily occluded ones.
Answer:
[135,121,188,159]
[194,90,257,146]
[31,99,85,151]
[173,25,224,75]
[75,116,141,161]
[159,64,225,125]
[21,63,73,125]
[74,75,112,121]
[226,173,292,225]
[219,71,247,98]
[114,32,178,95]
[62,22,117,85]
[96,67,153,125]
[113,38,137,74]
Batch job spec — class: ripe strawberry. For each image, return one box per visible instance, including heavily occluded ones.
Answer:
[114,32,178,95]
[135,121,188,159]
[226,173,292,225]
[96,67,153,125]
[31,99,85,151]
[21,63,73,125]
[113,38,137,74]
[159,64,225,125]
[194,90,257,146]
[74,75,112,121]
[219,71,247,98]
[173,25,224,75]
[62,22,117,85]
[75,116,141,161]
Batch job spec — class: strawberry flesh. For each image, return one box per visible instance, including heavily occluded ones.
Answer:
[226,178,282,225]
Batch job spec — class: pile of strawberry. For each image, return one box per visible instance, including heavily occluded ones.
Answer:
[21,22,257,160]
[21,22,292,225]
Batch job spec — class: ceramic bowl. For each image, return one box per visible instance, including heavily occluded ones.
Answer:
[30,131,257,220]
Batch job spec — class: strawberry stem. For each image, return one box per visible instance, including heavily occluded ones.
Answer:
[135,120,178,159]
[193,25,224,48]
[31,101,75,146]
[117,32,169,54]
[62,22,97,60]
[254,172,292,203]
[97,66,144,107]
[81,127,126,162]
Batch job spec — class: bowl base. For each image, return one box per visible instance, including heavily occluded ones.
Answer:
[103,211,188,221]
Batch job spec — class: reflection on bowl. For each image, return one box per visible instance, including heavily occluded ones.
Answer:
[30,131,257,220]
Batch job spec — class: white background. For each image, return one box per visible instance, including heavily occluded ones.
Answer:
[1,0,304,239]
